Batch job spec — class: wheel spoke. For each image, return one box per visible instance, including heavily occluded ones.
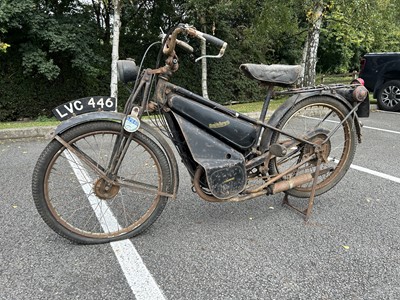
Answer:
[269,96,356,198]
[65,150,122,233]
[33,122,171,243]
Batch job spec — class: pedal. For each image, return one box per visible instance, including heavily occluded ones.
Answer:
[269,143,287,157]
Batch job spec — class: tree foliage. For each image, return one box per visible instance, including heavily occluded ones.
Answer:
[318,0,400,73]
[1,0,400,120]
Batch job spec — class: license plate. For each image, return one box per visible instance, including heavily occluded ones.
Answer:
[52,96,116,121]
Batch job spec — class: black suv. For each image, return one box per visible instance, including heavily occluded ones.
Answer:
[359,52,400,112]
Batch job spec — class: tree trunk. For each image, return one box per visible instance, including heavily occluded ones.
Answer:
[103,0,112,45]
[110,0,122,104]
[200,15,209,99]
[300,2,324,87]
[91,0,101,31]
[200,39,209,99]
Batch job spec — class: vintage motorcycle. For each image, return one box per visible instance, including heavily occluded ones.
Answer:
[32,24,370,244]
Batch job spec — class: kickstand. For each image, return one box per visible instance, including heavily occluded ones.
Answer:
[282,158,322,222]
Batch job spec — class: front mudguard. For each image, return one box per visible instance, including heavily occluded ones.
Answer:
[52,111,179,199]
[260,91,363,153]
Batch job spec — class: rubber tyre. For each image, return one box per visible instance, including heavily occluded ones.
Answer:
[32,121,172,244]
[269,96,357,198]
[377,80,400,112]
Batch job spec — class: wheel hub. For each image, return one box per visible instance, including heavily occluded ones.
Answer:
[303,132,331,163]
[94,178,120,200]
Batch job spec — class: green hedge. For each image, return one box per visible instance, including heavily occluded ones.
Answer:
[0,53,110,121]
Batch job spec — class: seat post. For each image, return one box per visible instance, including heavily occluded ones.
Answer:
[259,84,275,123]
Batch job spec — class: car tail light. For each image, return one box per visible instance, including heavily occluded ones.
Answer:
[351,78,365,86]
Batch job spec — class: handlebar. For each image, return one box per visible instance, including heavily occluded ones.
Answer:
[197,32,226,48]
[162,24,228,61]
[160,33,194,53]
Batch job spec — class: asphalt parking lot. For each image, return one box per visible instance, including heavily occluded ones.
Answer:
[1,109,399,300]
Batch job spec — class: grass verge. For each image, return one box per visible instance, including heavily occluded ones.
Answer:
[0,99,286,130]
[0,120,60,130]
[1,94,374,130]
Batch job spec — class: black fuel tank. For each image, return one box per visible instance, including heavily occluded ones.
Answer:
[168,94,257,151]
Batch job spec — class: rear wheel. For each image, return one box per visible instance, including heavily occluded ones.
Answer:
[377,80,400,112]
[32,121,172,244]
[269,96,357,198]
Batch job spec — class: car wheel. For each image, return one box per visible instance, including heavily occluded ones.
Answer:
[377,80,400,112]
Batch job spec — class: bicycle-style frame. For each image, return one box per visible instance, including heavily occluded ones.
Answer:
[106,25,369,220]
[32,24,371,245]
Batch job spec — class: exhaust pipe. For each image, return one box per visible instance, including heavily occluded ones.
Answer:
[270,173,313,194]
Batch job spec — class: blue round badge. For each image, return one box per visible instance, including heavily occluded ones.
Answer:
[124,115,140,132]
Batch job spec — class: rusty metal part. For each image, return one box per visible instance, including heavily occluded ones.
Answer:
[117,178,172,197]
[193,164,317,203]
[163,27,184,56]
[186,27,198,38]
[54,135,174,198]
[147,101,157,112]
[282,157,323,222]
[245,150,275,177]
[148,66,171,75]
[55,135,114,185]
[275,83,362,96]
[303,133,331,163]
[270,173,313,194]
[269,143,287,157]
[352,85,369,102]
[148,55,179,75]
[193,167,267,203]
[193,168,222,202]
[251,154,316,193]
[94,178,120,200]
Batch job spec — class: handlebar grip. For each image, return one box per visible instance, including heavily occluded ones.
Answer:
[201,33,226,48]
[176,40,194,53]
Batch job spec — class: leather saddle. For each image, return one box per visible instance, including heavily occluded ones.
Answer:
[240,64,302,87]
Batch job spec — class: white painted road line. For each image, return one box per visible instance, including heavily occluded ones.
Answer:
[110,240,167,300]
[61,111,398,300]
[349,163,400,184]
[302,115,400,135]
[65,150,166,300]
[362,125,400,135]
[331,158,400,184]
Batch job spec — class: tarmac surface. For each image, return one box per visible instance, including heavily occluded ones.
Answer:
[1,107,398,300]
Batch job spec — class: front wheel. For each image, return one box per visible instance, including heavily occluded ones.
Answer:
[377,80,400,112]
[269,96,357,198]
[32,121,172,244]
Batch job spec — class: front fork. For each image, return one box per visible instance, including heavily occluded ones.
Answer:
[107,133,134,179]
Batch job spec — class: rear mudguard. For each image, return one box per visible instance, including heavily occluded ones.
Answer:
[52,111,179,199]
[260,91,363,152]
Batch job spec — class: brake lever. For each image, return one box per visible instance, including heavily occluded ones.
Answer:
[194,48,227,62]
[183,26,227,62]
